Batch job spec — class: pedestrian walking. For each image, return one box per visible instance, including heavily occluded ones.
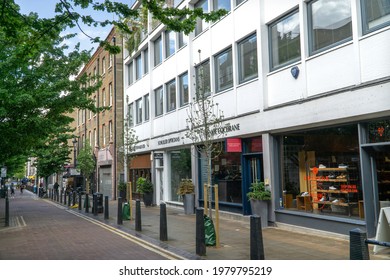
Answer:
[10,183,15,197]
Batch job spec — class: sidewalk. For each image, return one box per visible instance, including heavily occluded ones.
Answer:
[75,197,390,260]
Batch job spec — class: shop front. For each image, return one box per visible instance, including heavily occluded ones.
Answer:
[198,136,263,215]
[129,153,151,201]
[273,119,390,237]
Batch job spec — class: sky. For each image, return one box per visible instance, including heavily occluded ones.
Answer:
[14,0,134,52]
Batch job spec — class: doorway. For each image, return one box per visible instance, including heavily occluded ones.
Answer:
[242,154,263,215]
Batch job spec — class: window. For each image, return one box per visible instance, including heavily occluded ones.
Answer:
[128,103,134,127]
[165,30,176,57]
[195,60,211,97]
[109,54,113,68]
[135,55,142,80]
[308,0,352,54]
[136,98,143,124]
[215,48,233,92]
[102,124,106,146]
[178,28,188,49]
[213,0,231,11]
[195,0,209,36]
[144,94,150,121]
[127,62,133,86]
[109,121,113,141]
[93,96,97,117]
[238,33,258,83]
[102,56,106,75]
[166,79,177,112]
[109,83,113,107]
[269,10,301,70]
[155,87,164,117]
[93,128,97,147]
[362,0,390,34]
[144,48,149,74]
[179,72,189,107]
[154,36,163,66]
[235,0,246,7]
[102,88,106,107]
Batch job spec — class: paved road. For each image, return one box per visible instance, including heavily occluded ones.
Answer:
[0,190,176,260]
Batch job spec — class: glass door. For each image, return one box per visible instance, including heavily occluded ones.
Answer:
[375,151,390,209]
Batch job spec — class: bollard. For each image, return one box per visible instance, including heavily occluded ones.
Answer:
[64,191,67,205]
[160,202,168,241]
[78,193,82,210]
[5,196,9,227]
[72,192,76,206]
[104,196,109,220]
[85,194,89,213]
[350,228,370,260]
[196,208,206,256]
[135,199,141,231]
[93,194,98,216]
[60,190,63,204]
[68,193,71,207]
[250,215,265,260]
[117,197,123,225]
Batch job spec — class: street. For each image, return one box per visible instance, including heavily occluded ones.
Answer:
[0,190,175,260]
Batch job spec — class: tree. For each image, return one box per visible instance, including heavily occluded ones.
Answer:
[76,140,95,193]
[186,50,225,220]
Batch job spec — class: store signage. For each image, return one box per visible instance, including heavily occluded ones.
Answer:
[134,144,146,150]
[154,153,163,159]
[210,123,240,137]
[158,137,181,146]
[227,138,242,152]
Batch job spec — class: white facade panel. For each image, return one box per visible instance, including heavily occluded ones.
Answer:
[233,0,260,41]
[210,15,234,54]
[306,44,357,97]
[263,0,298,24]
[236,79,262,114]
[267,63,305,106]
[360,29,390,82]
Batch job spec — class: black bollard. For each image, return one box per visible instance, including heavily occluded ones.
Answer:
[5,196,9,227]
[135,199,142,231]
[160,202,168,241]
[78,193,82,210]
[117,197,123,225]
[104,196,109,220]
[85,194,89,213]
[93,194,98,216]
[72,192,76,206]
[350,228,370,260]
[64,191,67,205]
[195,208,206,256]
[250,215,265,260]
[68,193,71,207]
[60,190,63,204]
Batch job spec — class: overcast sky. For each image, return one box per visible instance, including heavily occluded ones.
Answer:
[14,0,132,52]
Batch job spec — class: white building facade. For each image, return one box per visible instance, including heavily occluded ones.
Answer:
[124,0,390,237]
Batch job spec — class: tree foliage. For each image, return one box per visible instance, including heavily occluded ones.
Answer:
[0,0,226,178]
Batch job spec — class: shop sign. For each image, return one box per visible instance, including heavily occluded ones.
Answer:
[158,137,181,146]
[154,152,163,159]
[226,138,242,152]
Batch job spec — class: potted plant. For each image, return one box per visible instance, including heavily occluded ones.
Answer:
[247,181,271,228]
[136,177,153,206]
[118,181,127,200]
[177,179,195,214]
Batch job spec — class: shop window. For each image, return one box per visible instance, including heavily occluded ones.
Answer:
[280,125,363,219]
[362,0,390,34]
[238,33,258,84]
[214,47,233,92]
[269,10,301,71]
[170,149,192,202]
[368,119,390,143]
[308,0,352,55]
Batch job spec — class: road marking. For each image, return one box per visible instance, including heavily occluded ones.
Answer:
[69,210,186,260]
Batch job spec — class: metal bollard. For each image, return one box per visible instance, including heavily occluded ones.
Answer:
[5,196,9,227]
[350,228,370,260]
[104,196,109,220]
[78,193,82,210]
[68,193,71,207]
[135,199,141,231]
[93,194,98,216]
[85,194,89,213]
[250,215,265,260]
[60,190,63,204]
[117,197,123,225]
[195,208,206,256]
[64,191,67,205]
[72,192,76,206]
[160,202,168,241]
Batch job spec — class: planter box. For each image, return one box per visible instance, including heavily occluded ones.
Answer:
[250,199,268,228]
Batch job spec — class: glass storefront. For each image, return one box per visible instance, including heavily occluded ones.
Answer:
[280,124,363,219]
[169,148,192,202]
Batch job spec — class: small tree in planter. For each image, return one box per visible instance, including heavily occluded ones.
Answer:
[136,177,153,207]
[177,179,195,214]
[247,181,271,228]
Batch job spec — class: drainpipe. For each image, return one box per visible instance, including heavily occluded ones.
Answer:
[113,35,117,200]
